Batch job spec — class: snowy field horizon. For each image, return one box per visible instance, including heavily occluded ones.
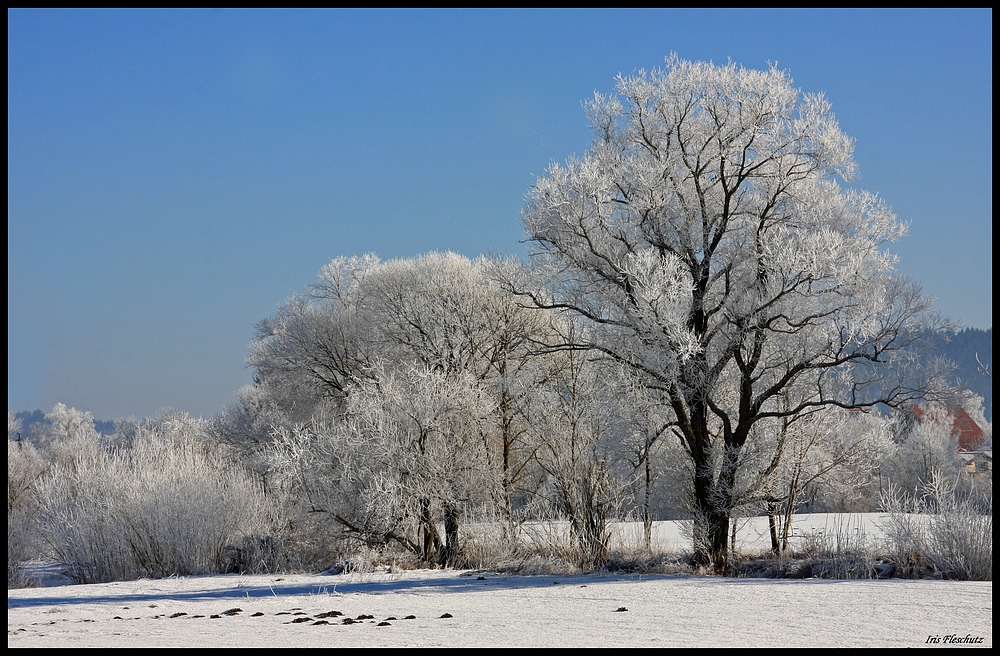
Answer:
[9,513,993,648]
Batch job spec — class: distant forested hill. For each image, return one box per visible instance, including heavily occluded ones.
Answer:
[932,327,992,422]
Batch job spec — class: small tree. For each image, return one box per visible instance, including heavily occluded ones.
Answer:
[526,320,628,569]
[735,403,891,554]
[612,368,680,551]
[29,402,103,454]
[359,364,499,565]
[888,403,964,494]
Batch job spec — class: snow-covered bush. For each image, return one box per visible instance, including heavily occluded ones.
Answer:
[880,471,992,580]
[34,411,276,583]
[8,436,48,587]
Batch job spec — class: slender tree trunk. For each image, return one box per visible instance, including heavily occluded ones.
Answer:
[418,498,439,563]
[442,504,460,566]
[643,452,653,552]
[500,393,517,544]
[780,474,800,554]
[767,500,780,555]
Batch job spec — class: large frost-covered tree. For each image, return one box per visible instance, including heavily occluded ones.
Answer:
[247,252,556,561]
[518,54,950,569]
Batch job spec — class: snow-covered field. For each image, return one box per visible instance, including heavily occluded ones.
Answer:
[8,515,992,648]
[7,569,992,648]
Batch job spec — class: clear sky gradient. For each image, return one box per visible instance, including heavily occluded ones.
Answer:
[8,8,993,421]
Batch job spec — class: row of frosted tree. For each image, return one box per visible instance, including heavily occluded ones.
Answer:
[9,54,992,585]
[9,250,989,583]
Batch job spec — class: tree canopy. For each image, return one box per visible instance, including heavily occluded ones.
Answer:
[518,53,951,568]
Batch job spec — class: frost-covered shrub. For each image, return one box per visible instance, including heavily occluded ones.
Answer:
[35,411,276,583]
[8,437,48,587]
[880,472,992,581]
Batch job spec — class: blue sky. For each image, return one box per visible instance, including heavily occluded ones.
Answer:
[8,8,993,420]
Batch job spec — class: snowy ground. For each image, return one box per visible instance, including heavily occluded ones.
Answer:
[7,569,992,648]
[8,515,993,648]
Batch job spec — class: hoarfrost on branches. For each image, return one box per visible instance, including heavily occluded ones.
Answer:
[519,53,951,569]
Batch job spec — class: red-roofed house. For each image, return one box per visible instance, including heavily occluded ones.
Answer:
[910,404,985,451]
[910,404,991,476]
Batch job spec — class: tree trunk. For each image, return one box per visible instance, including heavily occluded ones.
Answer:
[500,396,518,545]
[691,434,740,572]
[442,504,460,566]
[709,508,730,573]
[780,478,800,554]
[418,498,440,563]
[643,453,653,553]
[767,500,781,555]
